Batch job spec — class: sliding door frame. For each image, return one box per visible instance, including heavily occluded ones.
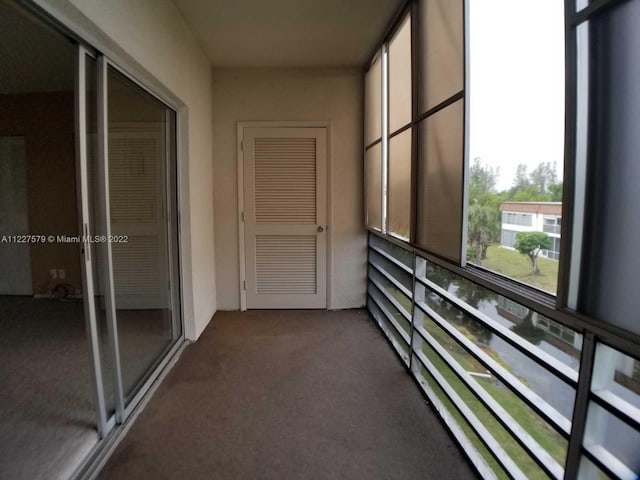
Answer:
[12,1,194,476]
[95,54,185,424]
[76,46,115,438]
[76,43,187,438]
[24,0,195,337]
[95,54,127,424]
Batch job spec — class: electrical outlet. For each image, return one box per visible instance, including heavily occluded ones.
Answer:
[58,269,65,280]
[50,269,57,280]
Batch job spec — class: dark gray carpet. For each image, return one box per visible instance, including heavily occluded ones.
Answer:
[0,296,175,480]
[99,309,476,480]
[0,296,98,480]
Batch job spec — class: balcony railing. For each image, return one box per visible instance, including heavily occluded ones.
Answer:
[542,249,561,261]
[543,224,562,235]
[367,232,640,479]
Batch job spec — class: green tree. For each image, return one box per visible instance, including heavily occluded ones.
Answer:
[510,164,531,195]
[467,203,500,261]
[469,157,499,203]
[510,310,545,345]
[507,161,562,201]
[529,161,558,194]
[514,231,552,276]
[510,185,552,202]
[548,182,563,202]
[467,158,501,263]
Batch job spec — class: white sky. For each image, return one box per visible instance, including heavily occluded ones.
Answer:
[469,0,565,192]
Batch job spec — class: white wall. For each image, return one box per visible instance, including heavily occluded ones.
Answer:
[53,0,217,339]
[212,68,367,310]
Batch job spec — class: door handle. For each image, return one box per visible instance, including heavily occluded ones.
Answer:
[317,225,325,233]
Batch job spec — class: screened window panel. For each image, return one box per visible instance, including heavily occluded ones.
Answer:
[388,14,412,133]
[388,129,412,239]
[416,100,464,262]
[580,0,640,335]
[366,143,382,229]
[365,55,382,145]
[419,0,464,113]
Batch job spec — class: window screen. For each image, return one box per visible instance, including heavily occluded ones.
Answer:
[365,143,382,230]
[365,55,382,146]
[419,0,463,113]
[388,14,412,133]
[416,100,464,262]
[388,129,412,239]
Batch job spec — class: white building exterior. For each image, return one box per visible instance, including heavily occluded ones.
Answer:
[500,202,562,260]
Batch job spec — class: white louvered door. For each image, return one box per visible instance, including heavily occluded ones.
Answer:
[244,127,327,308]
[108,128,169,309]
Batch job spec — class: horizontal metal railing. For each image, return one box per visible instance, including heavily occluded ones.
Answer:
[543,224,562,235]
[367,288,411,345]
[412,366,501,479]
[413,309,564,478]
[582,444,636,480]
[417,275,579,386]
[415,299,572,437]
[368,260,412,300]
[368,292,410,366]
[413,347,528,479]
[366,233,640,479]
[368,276,411,324]
[369,244,413,274]
[590,389,640,434]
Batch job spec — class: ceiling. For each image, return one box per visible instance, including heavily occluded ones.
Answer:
[172,0,404,67]
[0,0,403,95]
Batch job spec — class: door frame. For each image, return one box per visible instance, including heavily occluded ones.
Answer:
[237,121,333,311]
[0,136,32,295]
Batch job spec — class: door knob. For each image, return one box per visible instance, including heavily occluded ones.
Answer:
[317,226,325,233]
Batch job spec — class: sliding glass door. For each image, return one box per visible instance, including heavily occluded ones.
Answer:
[80,52,183,428]
[0,3,183,476]
[103,64,181,403]
[0,4,102,478]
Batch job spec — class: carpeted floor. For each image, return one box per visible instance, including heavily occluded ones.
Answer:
[99,309,476,480]
[0,296,176,480]
[0,296,98,480]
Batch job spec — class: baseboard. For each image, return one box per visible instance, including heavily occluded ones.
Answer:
[33,293,83,300]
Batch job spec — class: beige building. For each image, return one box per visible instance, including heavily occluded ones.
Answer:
[500,201,562,260]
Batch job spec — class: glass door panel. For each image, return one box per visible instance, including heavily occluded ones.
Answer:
[0,3,106,476]
[106,66,179,402]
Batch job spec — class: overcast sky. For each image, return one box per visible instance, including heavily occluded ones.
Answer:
[469,0,565,192]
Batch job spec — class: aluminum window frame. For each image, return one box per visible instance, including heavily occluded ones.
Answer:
[362,0,611,331]
[363,0,640,359]
[364,0,466,246]
[361,3,640,473]
[364,52,384,232]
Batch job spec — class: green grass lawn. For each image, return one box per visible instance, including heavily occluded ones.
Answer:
[422,322,567,474]
[478,245,559,294]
